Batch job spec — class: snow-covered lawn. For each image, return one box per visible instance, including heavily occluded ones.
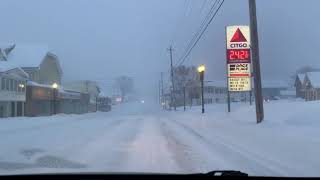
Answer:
[163,99,320,176]
[0,99,319,177]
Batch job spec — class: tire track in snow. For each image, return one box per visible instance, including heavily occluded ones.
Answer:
[160,121,208,173]
[171,119,304,176]
[161,118,288,176]
[122,116,183,173]
[67,116,144,172]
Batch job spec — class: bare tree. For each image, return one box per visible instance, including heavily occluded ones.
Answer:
[172,65,200,106]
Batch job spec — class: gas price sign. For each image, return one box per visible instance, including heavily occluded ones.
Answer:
[227,49,251,63]
[228,77,251,91]
[226,26,252,92]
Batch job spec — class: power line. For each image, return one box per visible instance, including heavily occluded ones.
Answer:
[199,0,209,14]
[176,0,225,67]
[170,0,195,46]
[176,0,224,66]
[176,0,219,66]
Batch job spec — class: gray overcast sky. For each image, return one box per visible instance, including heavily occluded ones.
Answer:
[0,0,319,100]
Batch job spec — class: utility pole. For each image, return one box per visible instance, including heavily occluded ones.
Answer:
[201,78,204,113]
[183,86,186,111]
[249,0,264,123]
[168,46,176,111]
[249,90,252,105]
[227,91,231,112]
[161,72,164,109]
[159,80,161,105]
[96,96,98,112]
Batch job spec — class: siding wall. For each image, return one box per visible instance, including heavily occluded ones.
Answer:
[39,57,61,85]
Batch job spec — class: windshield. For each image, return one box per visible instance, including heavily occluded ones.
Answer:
[0,0,319,177]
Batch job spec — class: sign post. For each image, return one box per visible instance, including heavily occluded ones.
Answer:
[226,26,252,111]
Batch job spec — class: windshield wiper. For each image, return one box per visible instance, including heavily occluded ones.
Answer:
[204,170,248,176]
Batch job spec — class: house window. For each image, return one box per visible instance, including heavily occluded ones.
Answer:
[17,81,20,92]
[9,79,14,91]
[1,78,5,90]
[5,79,9,91]
[14,80,18,92]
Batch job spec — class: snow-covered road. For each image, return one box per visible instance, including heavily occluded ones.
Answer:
[0,100,320,176]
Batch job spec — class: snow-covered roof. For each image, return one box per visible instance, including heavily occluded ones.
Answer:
[297,74,305,82]
[306,72,320,88]
[252,80,288,88]
[0,43,49,72]
[27,81,82,99]
[205,80,227,88]
[27,81,53,88]
[280,90,296,96]
[262,80,288,88]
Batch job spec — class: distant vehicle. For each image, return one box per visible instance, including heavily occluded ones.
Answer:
[98,104,111,112]
[264,96,280,102]
[231,99,240,102]
[97,96,112,112]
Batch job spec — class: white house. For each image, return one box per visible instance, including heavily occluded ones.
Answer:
[0,69,27,117]
[202,80,246,104]
[0,43,63,117]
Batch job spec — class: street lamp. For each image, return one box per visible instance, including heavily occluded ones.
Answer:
[52,83,59,115]
[52,83,58,89]
[198,64,205,114]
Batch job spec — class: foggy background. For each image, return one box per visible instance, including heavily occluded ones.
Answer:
[0,0,318,102]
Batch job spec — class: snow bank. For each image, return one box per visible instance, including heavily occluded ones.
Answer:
[169,99,320,176]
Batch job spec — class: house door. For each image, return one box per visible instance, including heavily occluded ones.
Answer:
[17,102,23,117]
[0,105,4,117]
[11,102,15,117]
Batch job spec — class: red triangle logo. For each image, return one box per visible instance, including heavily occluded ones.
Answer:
[230,28,247,42]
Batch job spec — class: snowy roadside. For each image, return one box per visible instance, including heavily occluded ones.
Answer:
[163,100,320,176]
[0,113,142,174]
[0,100,319,176]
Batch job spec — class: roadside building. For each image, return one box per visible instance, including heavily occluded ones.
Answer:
[22,52,63,85]
[261,80,288,100]
[0,43,62,86]
[250,80,288,100]
[203,81,228,104]
[304,72,320,101]
[0,43,65,116]
[294,74,306,98]
[25,82,54,116]
[202,81,247,105]
[0,69,27,117]
[25,81,90,116]
[199,80,288,105]
[63,80,100,112]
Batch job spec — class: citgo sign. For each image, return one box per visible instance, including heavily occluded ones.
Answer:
[226,26,251,92]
